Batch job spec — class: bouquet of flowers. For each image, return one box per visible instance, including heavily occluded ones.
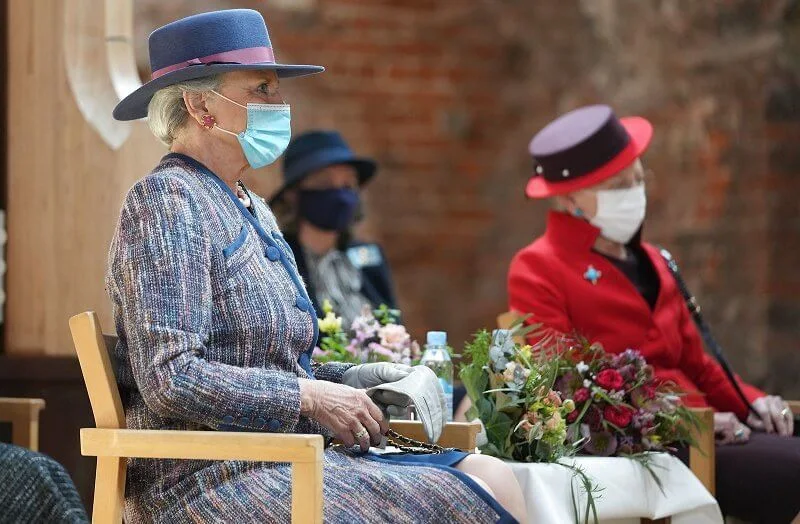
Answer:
[313,301,422,365]
[460,328,580,462]
[552,342,699,457]
[460,324,701,522]
[461,326,698,460]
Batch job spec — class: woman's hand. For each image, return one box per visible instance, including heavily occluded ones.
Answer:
[342,363,413,389]
[715,412,750,445]
[746,395,794,436]
[299,379,388,451]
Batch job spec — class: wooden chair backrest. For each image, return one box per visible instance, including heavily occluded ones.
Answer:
[69,312,125,430]
[0,397,45,450]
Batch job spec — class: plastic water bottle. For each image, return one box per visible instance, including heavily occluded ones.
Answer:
[420,331,453,421]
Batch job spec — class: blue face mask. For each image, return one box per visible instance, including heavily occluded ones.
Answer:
[298,188,360,232]
[211,90,291,169]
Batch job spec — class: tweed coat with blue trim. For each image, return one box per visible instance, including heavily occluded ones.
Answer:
[106,154,507,523]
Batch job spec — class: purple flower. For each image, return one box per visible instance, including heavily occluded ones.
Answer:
[617,435,636,455]
[615,349,644,366]
[618,364,636,382]
[367,342,398,362]
[555,371,581,396]
[632,410,655,430]
[583,430,619,456]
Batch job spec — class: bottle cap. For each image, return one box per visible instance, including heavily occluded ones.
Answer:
[426,331,447,346]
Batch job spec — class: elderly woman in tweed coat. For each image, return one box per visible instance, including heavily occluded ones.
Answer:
[106,10,527,524]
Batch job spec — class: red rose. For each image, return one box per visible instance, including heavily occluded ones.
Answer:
[573,388,590,403]
[566,409,579,423]
[604,405,634,428]
[596,369,625,391]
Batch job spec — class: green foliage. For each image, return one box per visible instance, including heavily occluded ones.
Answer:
[372,304,401,326]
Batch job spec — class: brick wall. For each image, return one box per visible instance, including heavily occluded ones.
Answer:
[136,0,800,397]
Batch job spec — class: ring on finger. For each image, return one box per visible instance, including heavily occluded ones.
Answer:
[734,427,745,440]
[354,428,369,440]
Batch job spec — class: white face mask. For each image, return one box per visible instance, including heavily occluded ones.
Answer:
[589,185,647,244]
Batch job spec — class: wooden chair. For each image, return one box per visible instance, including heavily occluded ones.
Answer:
[496,311,717,496]
[0,397,45,450]
[70,311,324,523]
[70,311,480,523]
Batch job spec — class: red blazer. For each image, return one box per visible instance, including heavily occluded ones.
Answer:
[508,211,764,420]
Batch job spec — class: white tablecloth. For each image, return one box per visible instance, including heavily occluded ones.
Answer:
[506,453,722,524]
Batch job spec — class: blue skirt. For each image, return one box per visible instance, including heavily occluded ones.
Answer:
[365,450,517,523]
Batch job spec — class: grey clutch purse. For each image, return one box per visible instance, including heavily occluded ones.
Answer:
[366,366,447,443]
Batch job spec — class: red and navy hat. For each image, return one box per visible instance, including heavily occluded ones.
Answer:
[526,105,653,198]
[113,9,324,121]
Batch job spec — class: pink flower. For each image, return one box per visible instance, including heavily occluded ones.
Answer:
[642,385,656,399]
[368,342,399,362]
[544,411,562,431]
[378,324,410,350]
[573,388,590,404]
[410,341,421,360]
[546,390,563,407]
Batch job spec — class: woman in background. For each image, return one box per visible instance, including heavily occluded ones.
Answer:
[271,130,396,326]
[274,131,473,418]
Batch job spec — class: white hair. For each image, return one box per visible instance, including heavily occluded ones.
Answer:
[146,74,223,146]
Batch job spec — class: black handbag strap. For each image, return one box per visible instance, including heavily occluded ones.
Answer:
[659,248,759,418]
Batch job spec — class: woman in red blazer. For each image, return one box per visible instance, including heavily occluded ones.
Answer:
[508,105,799,523]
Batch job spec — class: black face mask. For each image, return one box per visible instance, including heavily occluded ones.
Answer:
[298,188,360,231]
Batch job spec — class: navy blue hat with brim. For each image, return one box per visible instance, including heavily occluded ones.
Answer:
[113,9,324,121]
[269,130,377,205]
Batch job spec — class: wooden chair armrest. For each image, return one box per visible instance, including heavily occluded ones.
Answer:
[80,428,324,463]
[687,407,715,496]
[389,421,481,450]
[0,397,46,421]
[786,400,800,415]
[0,397,46,410]
[0,397,46,450]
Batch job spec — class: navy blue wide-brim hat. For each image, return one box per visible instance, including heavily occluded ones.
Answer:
[113,9,324,121]
[269,130,377,204]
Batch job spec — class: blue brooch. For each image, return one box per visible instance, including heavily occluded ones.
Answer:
[583,265,602,285]
[346,244,383,268]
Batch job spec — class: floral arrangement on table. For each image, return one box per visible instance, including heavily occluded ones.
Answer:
[552,344,698,458]
[313,301,422,365]
[460,323,701,522]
